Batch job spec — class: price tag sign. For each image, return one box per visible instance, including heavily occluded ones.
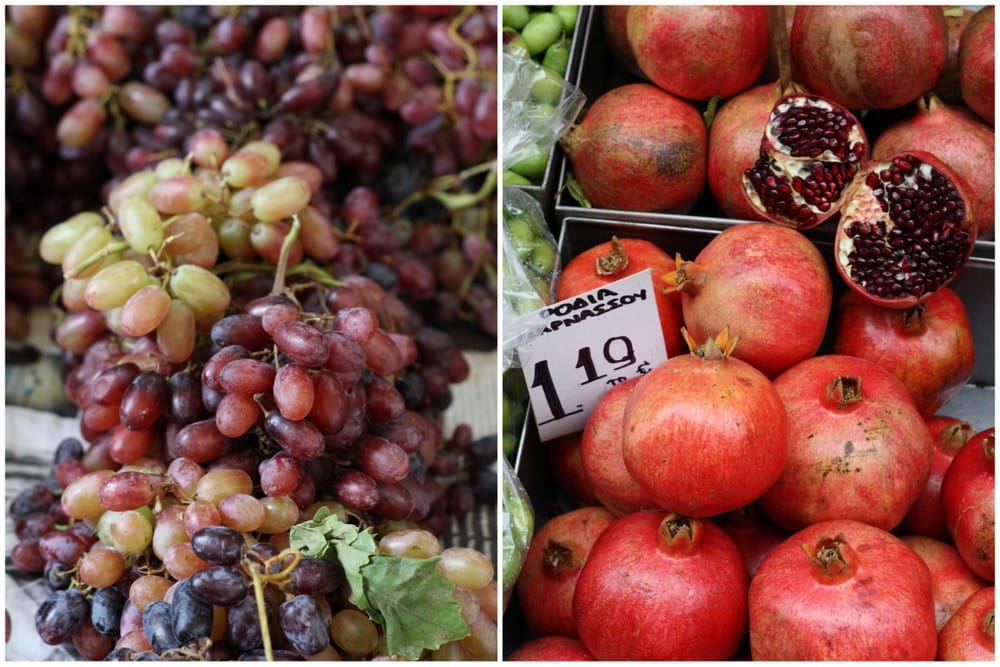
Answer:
[516,269,668,442]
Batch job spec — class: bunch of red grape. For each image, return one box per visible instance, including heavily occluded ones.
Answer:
[6,4,498,661]
[6,5,498,346]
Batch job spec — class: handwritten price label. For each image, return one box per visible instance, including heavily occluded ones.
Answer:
[516,269,668,442]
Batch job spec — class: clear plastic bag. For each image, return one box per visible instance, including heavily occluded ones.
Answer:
[501,455,534,611]
[501,186,559,371]
[502,48,586,172]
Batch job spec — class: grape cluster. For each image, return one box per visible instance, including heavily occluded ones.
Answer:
[6,5,498,342]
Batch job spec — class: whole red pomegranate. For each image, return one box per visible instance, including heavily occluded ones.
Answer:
[834,151,978,309]
[831,288,976,417]
[559,83,707,213]
[760,354,934,531]
[790,6,948,110]
[716,503,790,577]
[515,506,615,639]
[750,519,938,660]
[872,93,995,239]
[508,636,595,661]
[940,428,995,582]
[741,93,869,228]
[626,5,769,101]
[708,81,802,221]
[622,328,788,517]
[663,223,832,378]
[556,237,684,357]
[937,585,995,660]
[959,6,995,125]
[580,375,658,516]
[901,535,989,631]
[547,432,599,508]
[898,416,977,539]
[574,512,748,660]
[600,6,642,79]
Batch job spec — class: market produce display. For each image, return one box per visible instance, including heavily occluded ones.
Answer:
[504,5,994,662]
[6,5,499,661]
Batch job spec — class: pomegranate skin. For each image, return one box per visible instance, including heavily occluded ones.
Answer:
[707,82,794,221]
[933,8,976,104]
[555,238,684,357]
[580,375,658,516]
[508,636,595,661]
[872,93,995,240]
[559,83,707,213]
[831,288,976,418]
[901,535,989,631]
[665,223,833,378]
[514,506,615,639]
[750,519,937,660]
[574,512,748,660]
[600,6,643,79]
[790,6,948,110]
[940,428,995,582]
[959,6,995,125]
[760,354,935,532]
[898,416,977,540]
[716,504,790,577]
[622,329,789,517]
[547,432,600,508]
[936,585,995,660]
[626,5,769,101]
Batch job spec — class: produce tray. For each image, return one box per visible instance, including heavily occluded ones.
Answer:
[503,214,996,658]
[506,5,593,221]
[549,7,997,261]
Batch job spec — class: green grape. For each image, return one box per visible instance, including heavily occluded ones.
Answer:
[168,264,231,317]
[117,194,165,253]
[61,225,113,279]
[84,260,154,312]
[39,211,104,265]
[251,176,311,223]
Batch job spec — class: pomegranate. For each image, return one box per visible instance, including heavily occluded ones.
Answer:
[507,636,595,661]
[573,512,748,660]
[834,151,978,309]
[621,328,788,517]
[937,586,995,660]
[514,506,615,639]
[901,535,989,631]
[831,288,976,418]
[940,428,995,582]
[790,6,948,110]
[958,6,995,125]
[558,83,707,213]
[599,6,642,79]
[579,375,657,517]
[716,503,790,577]
[625,6,769,101]
[663,222,832,378]
[546,432,599,508]
[741,93,869,229]
[708,81,803,221]
[555,237,684,358]
[898,416,977,539]
[750,519,937,660]
[934,8,977,104]
[760,354,934,532]
[872,93,995,240]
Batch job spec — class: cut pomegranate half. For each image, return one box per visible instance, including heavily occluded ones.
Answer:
[742,93,868,229]
[834,151,978,309]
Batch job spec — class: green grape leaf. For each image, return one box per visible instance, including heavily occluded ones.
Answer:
[288,510,470,659]
[363,555,470,660]
[289,507,377,609]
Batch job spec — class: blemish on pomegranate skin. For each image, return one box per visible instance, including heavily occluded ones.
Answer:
[653,141,698,178]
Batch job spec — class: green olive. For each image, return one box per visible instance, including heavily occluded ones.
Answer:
[530,68,564,106]
[521,12,563,56]
[541,38,571,77]
[502,5,531,30]
[502,169,533,186]
[508,151,549,182]
[552,5,579,33]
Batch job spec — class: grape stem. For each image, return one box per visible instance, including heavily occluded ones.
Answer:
[390,160,497,219]
[270,214,301,296]
[63,240,130,279]
[247,548,303,662]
